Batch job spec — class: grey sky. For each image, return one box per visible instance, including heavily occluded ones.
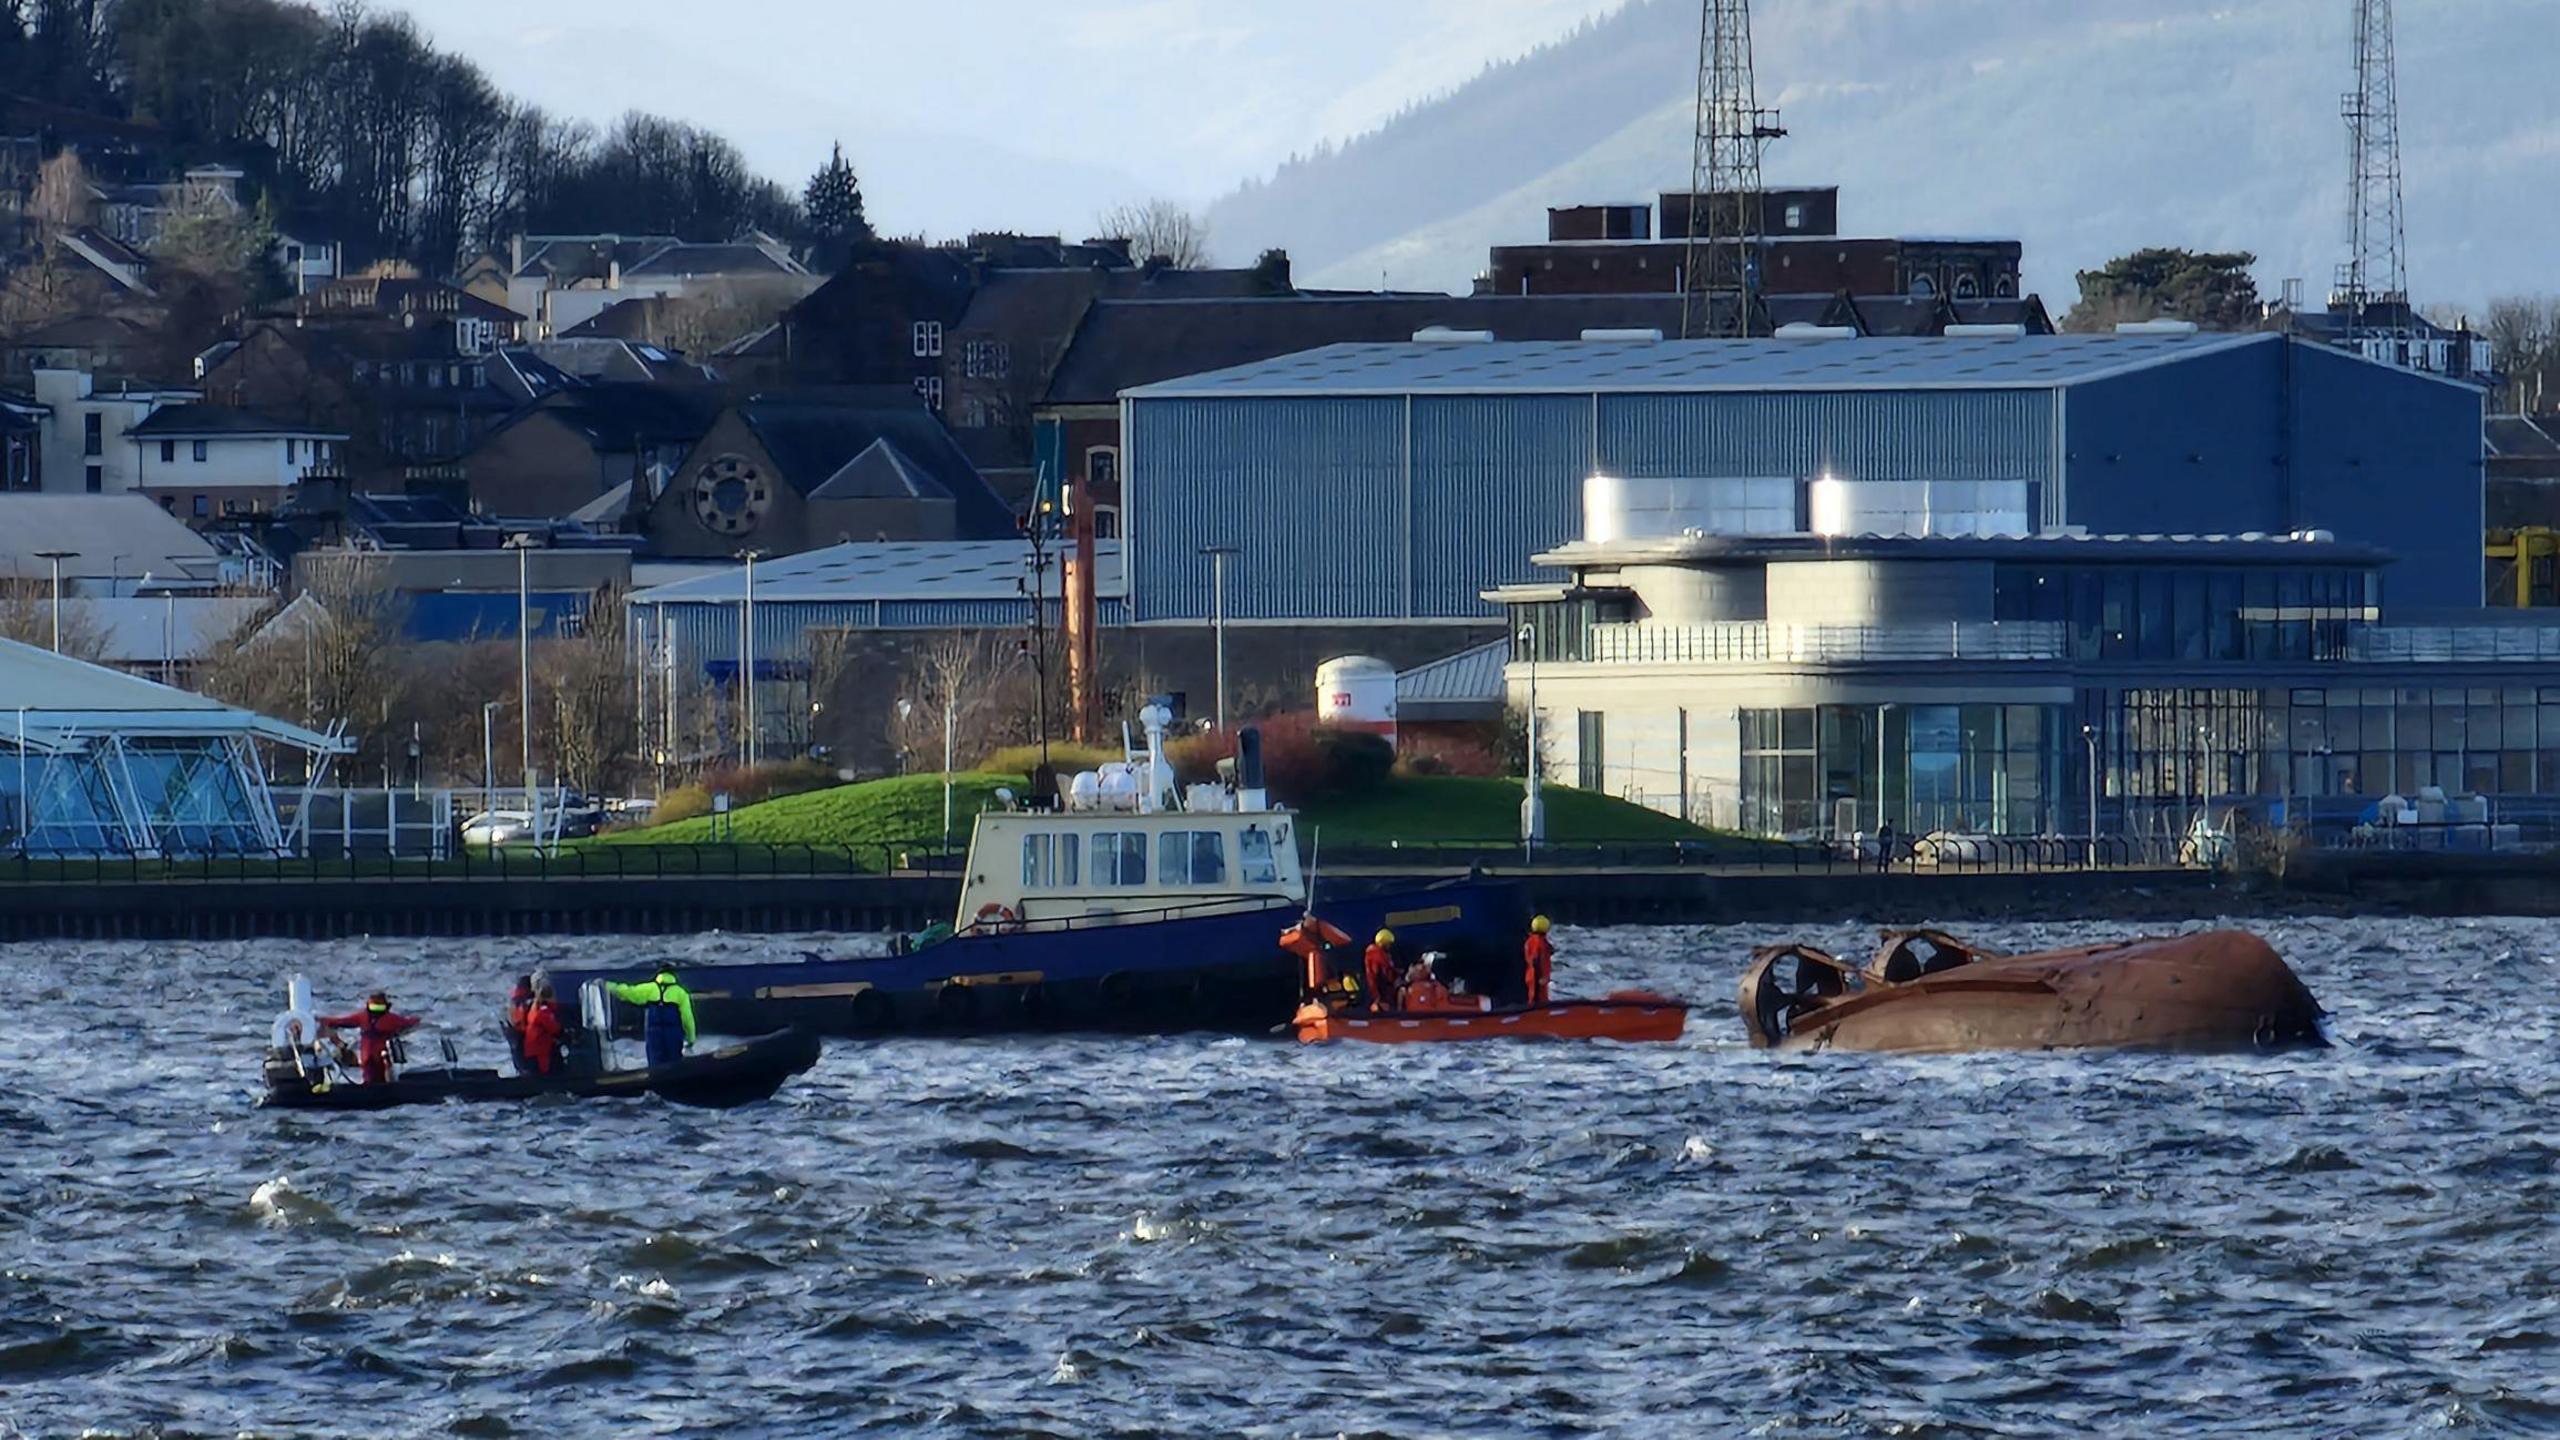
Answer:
[404,0,1627,247]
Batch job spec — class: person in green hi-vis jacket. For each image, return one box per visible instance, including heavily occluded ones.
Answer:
[606,968,695,1067]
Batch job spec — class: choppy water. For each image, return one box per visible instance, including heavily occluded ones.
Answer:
[0,917,2554,1437]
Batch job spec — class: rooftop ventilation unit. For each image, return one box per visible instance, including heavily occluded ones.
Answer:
[2113,320,2200,337]
[1944,323,2026,337]
[1412,327,1496,344]
[1774,323,1857,340]
[1579,328,1664,342]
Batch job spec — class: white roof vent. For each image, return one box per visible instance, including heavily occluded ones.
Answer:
[1412,327,1496,344]
[1579,328,1663,342]
[1945,323,2026,337]
[1774,323,1858,339]
[2114,319,2200,337]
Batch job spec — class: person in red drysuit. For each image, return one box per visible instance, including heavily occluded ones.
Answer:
[503,974,535,1073]
[1363,930,1400,1013]
[320,991,421,1085]
[520,982,565,1077]
[1523,915,1557,1007]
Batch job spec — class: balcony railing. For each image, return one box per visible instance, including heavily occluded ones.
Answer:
[1584,620,2069,666]
[2347,627,2560,664]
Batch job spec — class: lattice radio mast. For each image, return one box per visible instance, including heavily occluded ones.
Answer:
[2336,0,2408,352]
[1680,0,1785,339]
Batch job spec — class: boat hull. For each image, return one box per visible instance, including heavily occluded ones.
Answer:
[1745,930,2326,1054]
[1294,993,1689,1045]
[259,1029,822,1110]
[546,877,1531,1038]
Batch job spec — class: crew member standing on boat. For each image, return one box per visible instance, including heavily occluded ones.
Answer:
[606,968,696,1067]
[520,982,565,1076]
[318,991,421,1085]
[1524,916,1557,1007]
[1364,930,1400,1013]
[503,974,535,1073]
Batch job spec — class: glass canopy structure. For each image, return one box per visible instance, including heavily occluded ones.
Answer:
[0,638,347,858]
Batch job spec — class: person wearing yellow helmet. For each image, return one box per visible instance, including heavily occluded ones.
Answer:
[1363,929,1400,1013]
[1524,915,1557,1006]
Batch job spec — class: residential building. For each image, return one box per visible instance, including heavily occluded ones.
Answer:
[0,398,38,490]
[1,314,155,385]
[459,383,724,521]
[496,231,817,338]
[126,403,346,524]
[200,322,574,483]
[1484,186,2027,304]
[637,388,1015,559]
[28,366,195,497]
[2265,294,2498,387]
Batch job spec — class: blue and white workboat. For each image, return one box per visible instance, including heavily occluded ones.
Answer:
[549,708,1528,1037]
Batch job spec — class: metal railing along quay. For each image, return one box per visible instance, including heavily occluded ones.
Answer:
[1585,620,2069,666]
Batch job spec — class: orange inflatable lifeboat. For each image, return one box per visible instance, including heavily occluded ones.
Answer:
[1291,993,1689,1045]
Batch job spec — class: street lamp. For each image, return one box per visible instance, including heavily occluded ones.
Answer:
[1518,622,1545,858]
[737,549,765,770]
[33,550,74,652]
[1199,545,1238,734]
[2082,722,2100,869]
[482,700,502,813]
[899,696,957,854]
[503,534,539,842]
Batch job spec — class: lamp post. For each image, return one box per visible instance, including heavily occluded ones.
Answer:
[737,549,764,770]
[1200,545,1238,733]
[33,550,74,652]
[482,700,501,814]
[2082,722,2100,869]
[504,534,538,841]
[1518,622,1545,859]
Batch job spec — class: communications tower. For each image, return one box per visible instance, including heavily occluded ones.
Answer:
[1679,0,1785,339]
[2336,0,2408,352]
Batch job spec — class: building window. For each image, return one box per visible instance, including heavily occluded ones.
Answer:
[1093,504,1120,540]
[1909,273,1936,298]
[192,495,209,517]
[191,440,208,462]
[1576,710,1608,793]
[1739,708,1817,835]
[963,339,1011,380]
[1995,275,2016,298]
[158,496,174,512]
[84,465,101,493]
[1955,275,1980,300]
[1086,447,1119,496]
[959,397,988,427]
[159,440,176,463]
[1783,202,1804,230]
[912,321,943,358]
[83,413,101,457]
[286,439,297,464]
[912,376,943,410]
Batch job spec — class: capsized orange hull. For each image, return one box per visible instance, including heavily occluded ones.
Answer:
[1293,992,1689,1045]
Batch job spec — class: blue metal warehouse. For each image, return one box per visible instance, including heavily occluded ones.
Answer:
[1121,332,2483,623]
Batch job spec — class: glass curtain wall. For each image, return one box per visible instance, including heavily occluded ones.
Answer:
[1740,704,2059,838]
[1993,565,2376,662]
[0,738,281,857]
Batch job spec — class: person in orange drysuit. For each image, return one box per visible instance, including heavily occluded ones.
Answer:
[319,991,421,1085]
[520,982,566,1076]
[1363,930,1400,1013]
[1400,955,1455,1012]
[1523,915,1557,1006]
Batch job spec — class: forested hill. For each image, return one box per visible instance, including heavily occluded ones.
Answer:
[0,0,803,273]
[1206,0,2560,308]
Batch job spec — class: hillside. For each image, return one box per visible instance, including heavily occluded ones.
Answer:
[1206,0,2559,309]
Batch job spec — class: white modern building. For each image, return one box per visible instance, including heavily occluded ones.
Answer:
[29,367,196,497]
[127,403,345,521]
[0,636,347,856]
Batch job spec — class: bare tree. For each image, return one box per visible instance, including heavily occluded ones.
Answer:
[2484,294,2560,413]
[1093,198,1211,269]
[543,591,636,795]
[655,276,804,358]
[0,583,109,662]
[886,632,1035,764]
[29,149,95,232]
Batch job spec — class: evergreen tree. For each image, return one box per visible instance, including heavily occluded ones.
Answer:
[2063,248,2261,332]
[802,141,869,270]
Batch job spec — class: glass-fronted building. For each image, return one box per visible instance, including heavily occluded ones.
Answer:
[0,637,347,857]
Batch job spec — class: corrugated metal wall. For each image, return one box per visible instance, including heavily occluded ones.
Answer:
[638,598,1128,668]
[1598,391,2050,483]
[1130,387,2054,622]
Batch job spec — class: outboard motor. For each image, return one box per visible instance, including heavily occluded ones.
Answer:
[265,975,321,1088]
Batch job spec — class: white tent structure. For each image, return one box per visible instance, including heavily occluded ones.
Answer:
[0,636,347,857]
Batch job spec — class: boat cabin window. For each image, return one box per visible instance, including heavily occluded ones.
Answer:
[1157,830,1227,886]
[1238,825,1280,884]
[1022,833,1081,888]
[1091,832,1147,886]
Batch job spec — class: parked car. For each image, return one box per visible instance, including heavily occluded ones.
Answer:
[459,810,535,847]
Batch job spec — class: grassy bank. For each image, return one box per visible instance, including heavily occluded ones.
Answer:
[597,771,1757,852]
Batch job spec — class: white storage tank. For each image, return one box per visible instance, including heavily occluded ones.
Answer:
[1316,655,1398,749]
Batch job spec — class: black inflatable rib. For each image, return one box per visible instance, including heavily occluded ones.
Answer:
[260,1029,822,1111]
